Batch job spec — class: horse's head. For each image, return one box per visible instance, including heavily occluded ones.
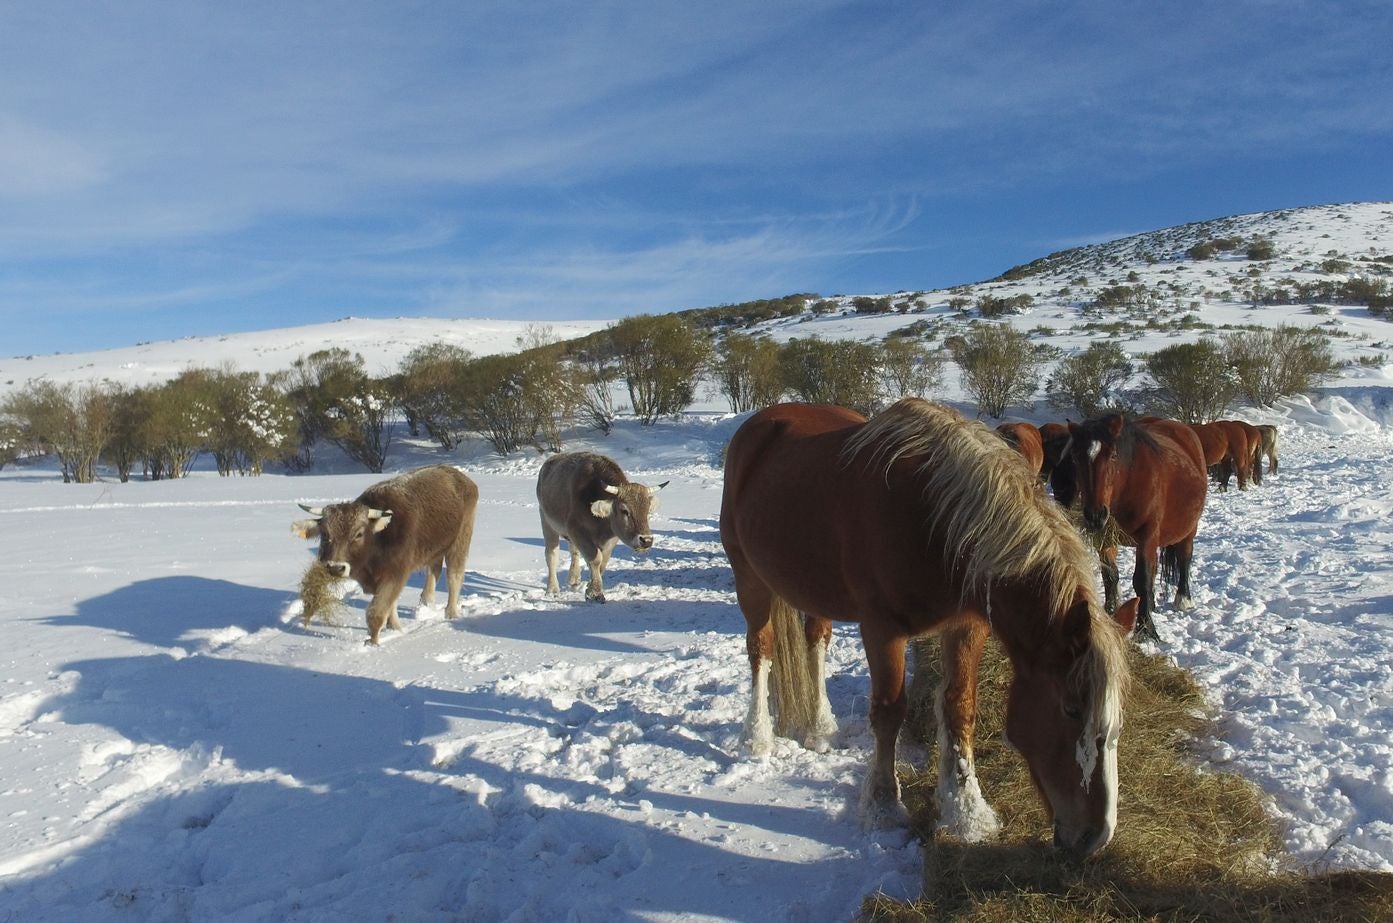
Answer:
[1003,596,1127,858]
[1067,415,1126,531]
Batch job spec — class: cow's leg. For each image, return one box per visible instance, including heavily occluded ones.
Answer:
[935,619,1001,840]
[542,517,563,596]
[365,578,407,646]
[444,517,474,620]
[419,560,442,610]
[567,543,582,589]
[858,623,910,829]
[582,537,615,602]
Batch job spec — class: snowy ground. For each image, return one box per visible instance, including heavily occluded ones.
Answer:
[0,393,1391,922]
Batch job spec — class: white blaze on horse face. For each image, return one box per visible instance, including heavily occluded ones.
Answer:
[1087,440,1102,462]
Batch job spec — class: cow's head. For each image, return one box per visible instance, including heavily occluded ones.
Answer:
[292,502,392,580]
[589,480,668,554]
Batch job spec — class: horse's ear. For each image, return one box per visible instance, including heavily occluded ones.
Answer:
[1112,598,1139,636]
[1061,597,1094,657]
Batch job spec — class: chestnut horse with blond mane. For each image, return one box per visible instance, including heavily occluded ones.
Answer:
[720,399,1130,856]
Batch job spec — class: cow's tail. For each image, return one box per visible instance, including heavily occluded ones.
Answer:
[769,595,821,743]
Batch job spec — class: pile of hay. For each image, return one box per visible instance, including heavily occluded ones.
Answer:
[867,639,1393,922]
[297,560,349,627]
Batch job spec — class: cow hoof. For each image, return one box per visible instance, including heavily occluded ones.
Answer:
[586,592,607,604]
[445,610,459,621]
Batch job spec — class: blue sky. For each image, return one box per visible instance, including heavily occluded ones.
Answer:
[2,1,1391,356]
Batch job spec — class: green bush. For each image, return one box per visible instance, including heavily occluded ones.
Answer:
[778,338,881,415]
[712,333,784,413]
[852,296,894,315]
[607,314,711,425]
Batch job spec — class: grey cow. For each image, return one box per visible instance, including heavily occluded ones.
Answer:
[292,465,478,644]
[536,452,667,602]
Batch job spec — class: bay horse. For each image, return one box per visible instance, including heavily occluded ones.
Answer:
[721,399,1130,856]
[1215,420,1255,489]
[1066,414,1208,643]
[994,421,1045,475]
[1039,421,1072,483]
[1189,421,1243,491]
[1234,420,1265,486]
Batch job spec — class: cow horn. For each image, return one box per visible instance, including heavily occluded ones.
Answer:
[604,484,620,495]
[297,503,323,517]
[367,508,393,519]
[650,480,670,493]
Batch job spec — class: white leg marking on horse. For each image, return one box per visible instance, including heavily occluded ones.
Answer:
[808,638,838,748]
[743,659,774,757]
[933,686,1002,841]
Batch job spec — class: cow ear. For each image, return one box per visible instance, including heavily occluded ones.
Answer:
[292,519,322,540]
[590,499,614,518]
[371,513,393,533]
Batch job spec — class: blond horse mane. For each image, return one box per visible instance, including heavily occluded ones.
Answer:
[841,398,1128,733]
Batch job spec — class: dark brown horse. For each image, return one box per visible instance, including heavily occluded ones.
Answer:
[1067,414,1208,643]
[721,399,1130,856]
[995,421,1045,475]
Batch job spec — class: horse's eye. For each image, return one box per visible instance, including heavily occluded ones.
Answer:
[1063,703,1084,721]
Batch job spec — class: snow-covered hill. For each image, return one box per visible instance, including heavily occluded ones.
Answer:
[1,203,1392,920]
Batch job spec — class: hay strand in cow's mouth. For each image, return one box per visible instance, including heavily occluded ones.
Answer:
[868,638,1393,921]
[298,560,348,627]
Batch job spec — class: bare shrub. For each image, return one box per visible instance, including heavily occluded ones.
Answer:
[879,337,945,401]
[1224,326,1338,407]
[948,324,1042,419]
[1047,341,1134,417]
[1143,339,1237,423]
[712,333,784,413]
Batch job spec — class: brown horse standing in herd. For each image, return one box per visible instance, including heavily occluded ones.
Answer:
[1066,415,1208,643]
[721,399,1130,856]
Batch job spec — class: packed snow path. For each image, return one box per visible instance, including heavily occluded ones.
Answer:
[0,416,1390,921]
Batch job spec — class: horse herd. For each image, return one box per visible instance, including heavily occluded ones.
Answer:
[294,398,1280,858]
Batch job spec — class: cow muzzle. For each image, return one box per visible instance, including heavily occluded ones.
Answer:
[325,561,351,578]
[635,534,654,553]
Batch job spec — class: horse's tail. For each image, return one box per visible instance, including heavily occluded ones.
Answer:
[1160,546,1182,591]
[768,595,820,741]
[1269,427,1280,473]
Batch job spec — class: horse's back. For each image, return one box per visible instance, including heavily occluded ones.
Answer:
[1134,418,1207,541]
